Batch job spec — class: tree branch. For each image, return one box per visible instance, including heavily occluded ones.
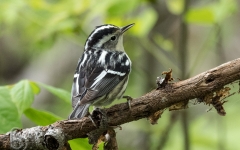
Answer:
[1,58,240,150]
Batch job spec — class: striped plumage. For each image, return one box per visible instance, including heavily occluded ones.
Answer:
[69,24,134,119]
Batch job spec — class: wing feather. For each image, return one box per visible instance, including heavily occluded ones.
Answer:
[71,58,87,108]
[71,50,131,109]
[80,68,124,104]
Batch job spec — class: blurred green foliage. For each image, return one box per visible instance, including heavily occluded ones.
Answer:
[0,0,240,150]
[185,0,237,25]
[0,80,63,133]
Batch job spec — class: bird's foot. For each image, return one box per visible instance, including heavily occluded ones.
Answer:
[123,95,133,109]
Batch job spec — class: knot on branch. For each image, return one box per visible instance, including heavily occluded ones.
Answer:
[9,126,68,150]
[204,72,217,84]
[44,126,66,150]
[44,135,59,150]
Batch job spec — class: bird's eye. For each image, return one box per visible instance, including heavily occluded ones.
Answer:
[111,36,116,41]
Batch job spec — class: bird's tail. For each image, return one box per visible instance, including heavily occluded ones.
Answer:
[68,103,91,119]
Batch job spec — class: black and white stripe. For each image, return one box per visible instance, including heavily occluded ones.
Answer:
[77,49,131,73]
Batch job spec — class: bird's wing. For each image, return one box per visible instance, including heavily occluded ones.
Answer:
[71,51,131,107]
[71,64,127,118]
[70,50,131,119]
[80,66,128,104]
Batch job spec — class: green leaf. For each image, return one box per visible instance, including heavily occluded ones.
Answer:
[107,0,138,17]
[185,7,215,25]
[36,82,71,104]
[10,80,35,115]
[69,138,92,150]
[24,107,63,126]
[0,86,21,133]
[166,0,184,15]
[29,81,41,94]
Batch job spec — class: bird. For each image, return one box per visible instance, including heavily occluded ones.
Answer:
[69,23,134,119]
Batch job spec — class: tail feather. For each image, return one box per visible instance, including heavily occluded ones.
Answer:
[69,103,91,119]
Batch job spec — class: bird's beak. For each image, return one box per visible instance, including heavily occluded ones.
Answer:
[121,23,135,34]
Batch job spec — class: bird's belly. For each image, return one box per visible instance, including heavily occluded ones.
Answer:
[93,76,129,107]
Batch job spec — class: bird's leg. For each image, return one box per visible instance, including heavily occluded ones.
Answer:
[123,95,133,109]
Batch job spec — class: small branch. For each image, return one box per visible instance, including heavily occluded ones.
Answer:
[1,58,240,150]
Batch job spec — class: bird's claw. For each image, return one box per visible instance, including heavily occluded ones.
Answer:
[88,115,98,128]
[123,95,133,109]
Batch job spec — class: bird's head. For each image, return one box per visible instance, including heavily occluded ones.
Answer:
[84,23,134,51]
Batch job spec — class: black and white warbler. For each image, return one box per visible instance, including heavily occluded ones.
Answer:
[69,23,134,119]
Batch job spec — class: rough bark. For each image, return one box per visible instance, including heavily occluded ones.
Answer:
[1,58,240,150]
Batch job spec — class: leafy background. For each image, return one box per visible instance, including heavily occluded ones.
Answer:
[0,0,240,149]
